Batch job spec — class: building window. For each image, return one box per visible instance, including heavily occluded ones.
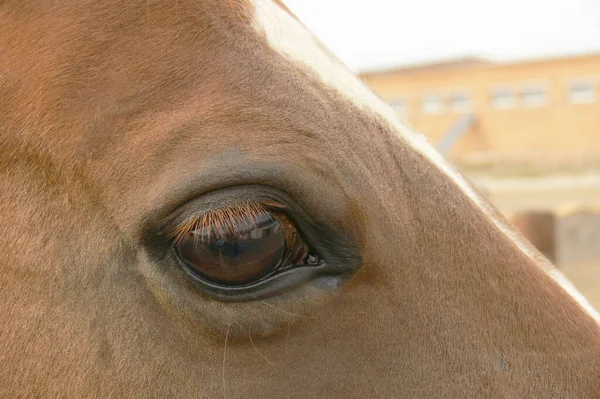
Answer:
[568,81,596,104]
[389,97,408,115]
[421,94,443,114]
[490,87,515,109]
[449,91,471,112]
[521,84,547,107]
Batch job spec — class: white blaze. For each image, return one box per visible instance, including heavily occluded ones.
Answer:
[252,0,600,323]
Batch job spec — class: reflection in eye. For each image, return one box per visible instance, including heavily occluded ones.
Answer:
[172,202,312,286]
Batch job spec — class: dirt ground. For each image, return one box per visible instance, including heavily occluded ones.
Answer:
[470,172,600,311]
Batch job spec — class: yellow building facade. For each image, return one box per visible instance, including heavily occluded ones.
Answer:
[360,54,600,167]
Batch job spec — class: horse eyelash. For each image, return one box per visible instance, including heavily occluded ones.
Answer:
[169,200,285,245]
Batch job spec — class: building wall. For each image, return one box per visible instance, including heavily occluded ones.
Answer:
[360,54,600,166]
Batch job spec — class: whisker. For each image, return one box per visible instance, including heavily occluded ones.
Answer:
[220,306,275,366]
[285,323,291,356]
[247,332,274,366]
[244,304,270,327]
[260,301,316,320]
[222,323,231,398]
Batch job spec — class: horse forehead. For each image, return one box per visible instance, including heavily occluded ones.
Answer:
[251,0,396,125]
[249,0,448,184]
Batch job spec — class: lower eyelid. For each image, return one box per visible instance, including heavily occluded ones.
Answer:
[139,249,326,339]
[173,252,332,302]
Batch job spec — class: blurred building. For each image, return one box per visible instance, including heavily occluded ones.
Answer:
[360,53,600,169]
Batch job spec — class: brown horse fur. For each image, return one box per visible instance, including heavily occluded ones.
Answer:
[1,1,599,397]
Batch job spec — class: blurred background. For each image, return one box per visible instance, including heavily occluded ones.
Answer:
[287,0,600,308]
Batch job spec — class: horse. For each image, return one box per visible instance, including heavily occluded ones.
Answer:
[1,0,599,397]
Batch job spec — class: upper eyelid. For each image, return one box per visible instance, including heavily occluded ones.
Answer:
[139,186,289,248]
[167,200,286,243]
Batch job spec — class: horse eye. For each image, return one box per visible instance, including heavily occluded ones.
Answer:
[173,206,311,286]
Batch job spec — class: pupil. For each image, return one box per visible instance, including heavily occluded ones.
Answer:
[175,212,287,285]
[212,239,245,258]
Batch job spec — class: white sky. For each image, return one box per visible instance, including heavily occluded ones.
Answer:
[284,0,600,72]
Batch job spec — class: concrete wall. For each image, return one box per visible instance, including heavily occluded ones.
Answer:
[511,206,600,265]
[360,54,600,165]
[555,208,600,264]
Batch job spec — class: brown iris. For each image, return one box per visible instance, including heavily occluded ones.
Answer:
[173,202,309,286]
